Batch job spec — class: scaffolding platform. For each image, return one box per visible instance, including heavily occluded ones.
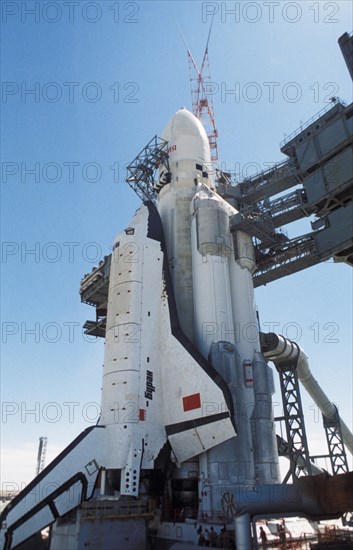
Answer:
[218,99,353,285]
[126,135,169,204]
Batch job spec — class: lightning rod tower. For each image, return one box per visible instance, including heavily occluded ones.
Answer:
[181,22,219,162]
[35,436,48,476]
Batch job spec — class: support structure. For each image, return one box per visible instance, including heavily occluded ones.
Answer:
[273,348,312,481]
[126,135,170,204]
[323,406,349,475]
[217,98,353,286]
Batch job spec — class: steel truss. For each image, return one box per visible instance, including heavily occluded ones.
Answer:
[323,406,349,475]
[126,135,170,204]
[274,351,312,481]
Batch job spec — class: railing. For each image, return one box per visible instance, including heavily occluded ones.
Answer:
[280,98,347,148]
[267,190,306,217]
[81,498,155,521]
[242,158,291,185]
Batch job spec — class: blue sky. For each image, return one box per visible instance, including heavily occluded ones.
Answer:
[1,1,352,487]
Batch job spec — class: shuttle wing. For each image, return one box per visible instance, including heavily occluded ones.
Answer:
[160,328,236,464]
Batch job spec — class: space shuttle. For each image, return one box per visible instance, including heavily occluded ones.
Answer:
[1,109,352,550]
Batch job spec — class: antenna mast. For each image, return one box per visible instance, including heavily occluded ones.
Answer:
[179,21,219,162]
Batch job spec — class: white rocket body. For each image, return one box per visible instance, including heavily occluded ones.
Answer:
[157,108,280,514]
[157,108,215,341]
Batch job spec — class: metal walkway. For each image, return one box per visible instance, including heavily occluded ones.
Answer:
[219,98,353,285]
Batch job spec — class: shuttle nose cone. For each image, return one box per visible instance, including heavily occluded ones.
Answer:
[162,108,211,164]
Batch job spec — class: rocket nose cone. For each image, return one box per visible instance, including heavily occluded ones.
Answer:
[162,108,206,142]
[162,108,211,164]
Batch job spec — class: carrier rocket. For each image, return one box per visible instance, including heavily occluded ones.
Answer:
[157,108,280,492]
[0,109,290,549]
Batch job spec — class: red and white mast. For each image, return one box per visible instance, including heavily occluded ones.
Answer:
[180,22,219,162]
